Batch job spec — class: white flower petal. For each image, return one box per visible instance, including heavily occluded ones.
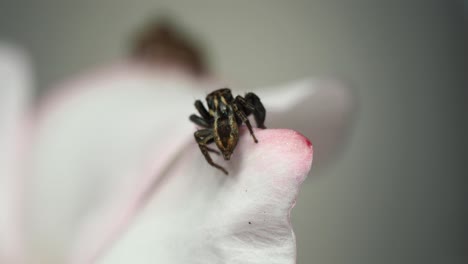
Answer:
[79,128,312,264]
[26,63,201,263]
[26,63,323,263]
[0,43,33,263]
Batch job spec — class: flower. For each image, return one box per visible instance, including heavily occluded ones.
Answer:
[0,42,351,264]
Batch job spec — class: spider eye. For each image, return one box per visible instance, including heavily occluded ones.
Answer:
[223,92,233,102]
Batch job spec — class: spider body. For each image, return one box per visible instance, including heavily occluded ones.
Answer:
[190,88,266,174]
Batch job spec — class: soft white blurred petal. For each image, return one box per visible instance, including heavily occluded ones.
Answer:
[93,128,312,264]
[25,62,352,263]
[26,63,200,263]
[0,43,33,263]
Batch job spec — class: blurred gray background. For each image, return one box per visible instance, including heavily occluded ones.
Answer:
[1,0,466,263]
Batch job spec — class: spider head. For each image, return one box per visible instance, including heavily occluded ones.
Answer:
[206,88,234,111]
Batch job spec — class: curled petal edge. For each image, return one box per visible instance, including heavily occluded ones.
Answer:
[72,128,312,264]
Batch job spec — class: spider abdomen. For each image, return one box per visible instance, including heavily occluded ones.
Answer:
[214,116,238,160]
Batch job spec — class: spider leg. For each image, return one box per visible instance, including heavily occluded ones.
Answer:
[194,129,228,174]
[190,114,211,128]
[232,102,258,143]
[195,100,212,120]
[189,119,220,155]
[244,93,266,129]
[205,137,220,155]
[235,94,266,129]
[234,95,255,113]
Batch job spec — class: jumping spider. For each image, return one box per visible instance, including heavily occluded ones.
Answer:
[190,88,266,174]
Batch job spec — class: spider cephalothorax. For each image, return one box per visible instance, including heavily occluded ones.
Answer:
[190,88,266,174]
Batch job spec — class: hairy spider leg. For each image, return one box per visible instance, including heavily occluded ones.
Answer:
[244,93,267,129]
[232,98,258,143]
[190,114,211,128]
[195,100,212,120]
[194,129,228,174]
[204,138,221,155]
[191,101,219,154]
[190,99,213,129]
[190,117,220,154]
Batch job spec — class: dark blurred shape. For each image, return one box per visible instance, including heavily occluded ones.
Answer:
[132,19,208,76]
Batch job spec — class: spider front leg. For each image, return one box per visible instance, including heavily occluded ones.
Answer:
[232,102,258,143]
[190,114,211,128]
[194,129,228,175]
[235,94,266,129]
[244,92,266,129]
[234,93,267,143]
[189,100,213,128]
[195,100,212,120]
